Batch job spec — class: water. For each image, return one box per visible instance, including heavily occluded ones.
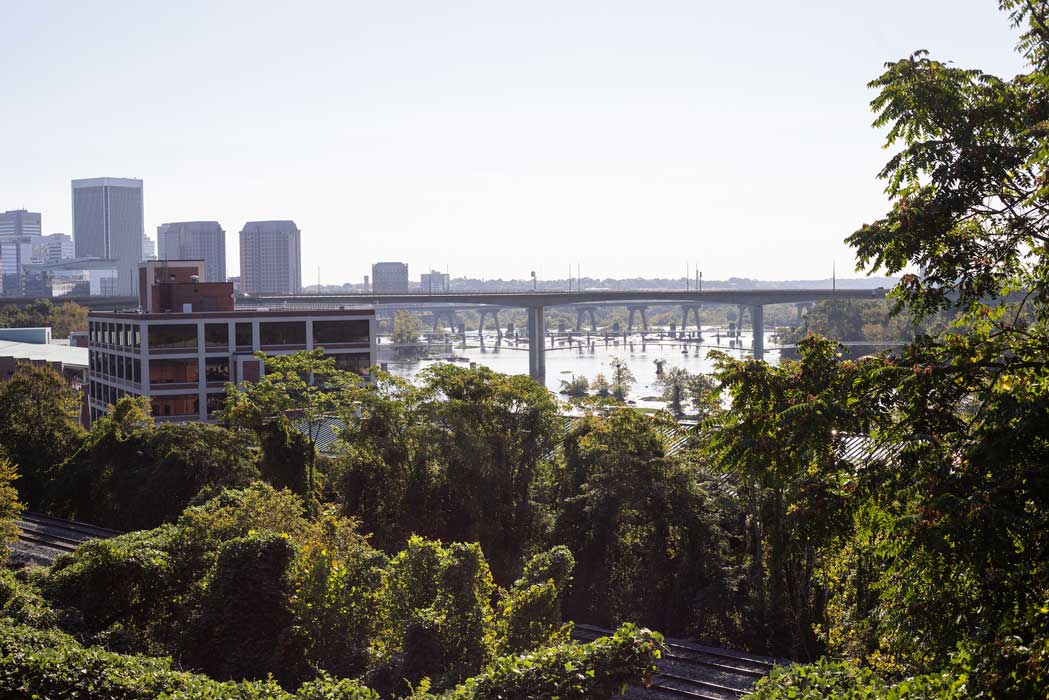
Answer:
[380,326,782,409]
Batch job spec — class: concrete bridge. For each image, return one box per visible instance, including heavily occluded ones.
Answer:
[245,288,889,382]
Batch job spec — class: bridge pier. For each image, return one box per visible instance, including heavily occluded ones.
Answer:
[527,305,546,382]
[478,309,500,338]
[575,306,597,332]
[626,305,648,333]
[750,304,764,361]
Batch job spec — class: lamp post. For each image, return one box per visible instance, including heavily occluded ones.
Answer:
[531,270,536,291]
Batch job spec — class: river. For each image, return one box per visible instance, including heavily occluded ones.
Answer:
[379,326,783,409]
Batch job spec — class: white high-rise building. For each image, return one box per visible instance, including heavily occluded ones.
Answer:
[142,234,156,261]
[72,178,144,295]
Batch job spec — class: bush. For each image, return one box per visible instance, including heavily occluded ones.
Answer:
[0,620,659,700]
[748,659,967,700]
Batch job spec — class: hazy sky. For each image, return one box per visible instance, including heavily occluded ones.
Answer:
[2,1,1028,283]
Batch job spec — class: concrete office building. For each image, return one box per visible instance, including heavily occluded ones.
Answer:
[86,260,375,424]
[71,178,144,295]
[158,221,226,282]
[0,210,42,240]
[372,262,409,293]
[420,270,450,293]
[143,235,156,261]
[239,221,301,294]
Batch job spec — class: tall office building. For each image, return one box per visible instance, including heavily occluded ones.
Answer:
[157,221,227,282]
[72,178,144,294]
[239,220,301,294]
[0,210,42,240]
[372,262,409,293]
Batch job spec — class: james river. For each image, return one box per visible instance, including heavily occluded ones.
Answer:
[380,326,782,410]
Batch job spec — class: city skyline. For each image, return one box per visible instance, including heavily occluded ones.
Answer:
[2,1,1027,283]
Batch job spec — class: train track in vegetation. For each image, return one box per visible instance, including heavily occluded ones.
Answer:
[11,511,121,563]
[573,624,778,700]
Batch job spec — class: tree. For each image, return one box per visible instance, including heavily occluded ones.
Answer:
[221,350,362,514]
[656,367,689,417]
[559,374,589,397]
[392,310,422,345]
[0,363,84,506]
[0,300,87,338]
[45,396,260,531]
[592,373,611,398]
[608,357,634,401]
[0,458,23,550]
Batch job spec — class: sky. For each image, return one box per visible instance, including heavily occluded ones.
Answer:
[1,0,1029,283]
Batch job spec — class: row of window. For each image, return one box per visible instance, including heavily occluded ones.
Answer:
[88,384,225,418]
[89,321,141,348]
[90,351,142,383]
[90,350,370,385]
[142,319,370,351]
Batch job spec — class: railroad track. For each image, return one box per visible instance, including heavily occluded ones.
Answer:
[572,623,777,700]
[12,511,122,562]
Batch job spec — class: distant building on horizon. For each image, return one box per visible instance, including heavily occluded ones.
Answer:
[0,238,35,296]
[142,235,156,261]
[35,233,74,264]
[72,177,144,295]
[372,262,409,294]
[239,220,301,295]
[420,269,449,293]
[0,210,42,241]
[158,221,226,283]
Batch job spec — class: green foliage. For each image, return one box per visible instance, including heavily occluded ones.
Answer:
[333,364,562,582]
[222,350,363,513]
[392,310,422,345]
[0,457,23,549]
[0,299,87,338]
[0,569,56,629]
[607,357,634,400]
[552,409,740,641]
[0,619,657,700]
[559,374,589,398]
[187,533,306,685]
[748,659,967,700]
[0,362,84,506]
[45,396,259,531]
[497,546,574,655]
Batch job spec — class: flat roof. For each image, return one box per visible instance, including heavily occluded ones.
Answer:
[89,308,376,320]
[0,340,88,369]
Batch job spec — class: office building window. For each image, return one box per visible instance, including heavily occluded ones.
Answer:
[327,352,371,375]
[149,358,199,384]
[151,394,198,417]
[148,324,197,350]
[259,321,306,346]
[235,322,253,349]
[204,357,229,384]
[313,319,369,345]
[204,323,228,349]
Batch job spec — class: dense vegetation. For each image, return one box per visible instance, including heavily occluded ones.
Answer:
[0,3,1047,697]
[0,299,87,338]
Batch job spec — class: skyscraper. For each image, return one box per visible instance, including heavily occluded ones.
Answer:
[71,178,144,294]
[0,210,42,241]
[239,221,301,294]
[157,221,227,283]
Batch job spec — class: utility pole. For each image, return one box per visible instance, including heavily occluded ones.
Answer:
[833,261,836,291]
[686,263,690,291]
[699,270,703,292]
